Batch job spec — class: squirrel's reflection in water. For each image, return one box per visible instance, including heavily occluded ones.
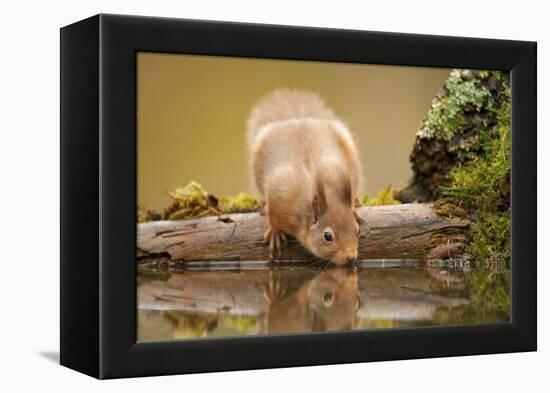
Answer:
[262,269,360,334]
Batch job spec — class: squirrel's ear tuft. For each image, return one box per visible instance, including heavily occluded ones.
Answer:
[354,209,365,225]
[341,177,353,206]
[312,180,327,223]
[353,197,365,224]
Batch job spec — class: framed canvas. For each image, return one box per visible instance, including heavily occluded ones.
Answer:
[60,14,536,379]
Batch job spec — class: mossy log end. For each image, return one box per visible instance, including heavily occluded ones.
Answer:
[137,203,470,263]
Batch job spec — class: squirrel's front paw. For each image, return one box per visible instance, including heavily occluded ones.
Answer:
[263,271,287,303]
[263,227,287,261]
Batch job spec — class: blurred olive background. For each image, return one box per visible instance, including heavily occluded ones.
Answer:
[138,52,450,210]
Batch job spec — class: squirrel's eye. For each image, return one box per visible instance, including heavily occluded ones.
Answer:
[324,231,333,242]
[323,292,333,305]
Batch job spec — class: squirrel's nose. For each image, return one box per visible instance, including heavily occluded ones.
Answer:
[346,255,357,264]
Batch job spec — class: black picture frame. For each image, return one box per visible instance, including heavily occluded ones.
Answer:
[60,14,537,379]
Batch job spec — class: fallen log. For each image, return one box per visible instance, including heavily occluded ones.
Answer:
[138,203,470,262]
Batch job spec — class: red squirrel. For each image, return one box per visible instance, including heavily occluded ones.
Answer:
[263,270,360,333]
[248,89,364,265]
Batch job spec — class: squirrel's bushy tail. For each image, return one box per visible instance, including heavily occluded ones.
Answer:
[247,89,336,148]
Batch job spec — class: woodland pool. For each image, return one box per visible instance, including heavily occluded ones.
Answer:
[137,260,510,341]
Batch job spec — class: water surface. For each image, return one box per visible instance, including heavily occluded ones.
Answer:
[137,260,509,341]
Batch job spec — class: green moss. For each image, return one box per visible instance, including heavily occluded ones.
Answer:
[440,78,511,262]
[137,205,160,223]
[467,265,510,321]
[467,211,510,262]
[221,192,260,213]
[169,181,206,201]
[441,100,510,212]
[362,186,401,206]
[419,70,491,142]
[159,310,258,338]
[165,181,216,220]
[432,198,468,220]
[163,310,220,338]
[138,181,260,221]
[431,263,510,325]
[397,69,510,203]
[218,315,258,331]
[426,71,511,323]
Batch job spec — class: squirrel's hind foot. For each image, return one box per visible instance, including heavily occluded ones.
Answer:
[263,227,287,261]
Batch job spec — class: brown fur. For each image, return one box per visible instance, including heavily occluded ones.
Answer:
[248,89,364,264]
[263,270,360,333]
